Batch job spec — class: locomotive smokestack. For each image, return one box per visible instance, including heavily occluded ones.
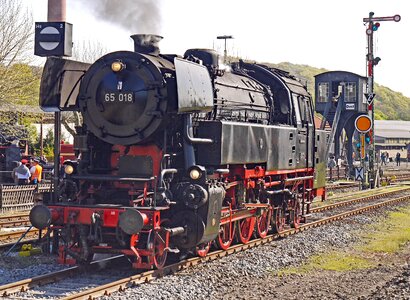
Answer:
[130,34,163,56]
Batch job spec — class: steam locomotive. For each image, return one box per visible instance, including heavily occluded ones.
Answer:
[30,34,327,269]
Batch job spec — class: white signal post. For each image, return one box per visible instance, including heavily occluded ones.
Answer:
[363,12,401,188]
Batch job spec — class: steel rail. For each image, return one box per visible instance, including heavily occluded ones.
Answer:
[0,212,29,222]
[0,267,80,297]
[0,228,40,243]
[312,185,408,207]
[0,212,30,228]
[0,219,30,228]
[326,182,359,191]
[0,255,125,297]
[311,186,410,213]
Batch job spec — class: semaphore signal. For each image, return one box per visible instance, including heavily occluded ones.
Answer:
[362,12,401,188]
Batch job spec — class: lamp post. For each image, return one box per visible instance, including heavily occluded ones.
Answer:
[217,35,234,64]
[363,12,401,188]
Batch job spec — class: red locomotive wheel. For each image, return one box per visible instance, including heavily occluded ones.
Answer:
[290,201,301,229]
[152,232,167,269]
[256,209,271,238]
[196,242,211,257]
[271,207,285,233]
[215,221,235,250]
[236,217,255,244]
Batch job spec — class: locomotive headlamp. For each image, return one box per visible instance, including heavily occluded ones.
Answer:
[189,169,201,180]
[111,61,125,72]
[188,165,205,180]
[64,164,74,175]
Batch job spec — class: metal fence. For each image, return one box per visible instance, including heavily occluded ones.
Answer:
[0,183,51,213]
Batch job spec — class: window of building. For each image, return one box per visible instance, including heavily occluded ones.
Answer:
[344,82,356,102]
[317,82,329,102]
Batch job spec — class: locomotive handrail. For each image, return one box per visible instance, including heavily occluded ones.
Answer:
[71,175,155,182]
[159,168,178,187]
[184,115,213,144]
[214,81,268,94]
[284,175,314,182]
[264,188,291,195]
[214,98,269,108]
[215,169,230,174]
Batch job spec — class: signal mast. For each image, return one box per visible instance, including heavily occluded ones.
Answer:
[362,12,400,188]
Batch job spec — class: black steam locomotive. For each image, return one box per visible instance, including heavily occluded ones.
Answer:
[30,34,327,269]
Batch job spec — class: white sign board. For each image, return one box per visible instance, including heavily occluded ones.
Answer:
[355,167,364,181]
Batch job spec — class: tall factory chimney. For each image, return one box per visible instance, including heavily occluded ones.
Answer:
[48,0,66,21]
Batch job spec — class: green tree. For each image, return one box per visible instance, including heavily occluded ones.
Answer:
[0,64,40,106]
[0,0,36,107]
[40,129,55,158]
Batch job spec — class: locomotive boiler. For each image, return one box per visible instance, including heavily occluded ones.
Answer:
[30,34,327,269]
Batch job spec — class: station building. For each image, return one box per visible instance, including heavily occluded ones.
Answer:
[374,120,410,160]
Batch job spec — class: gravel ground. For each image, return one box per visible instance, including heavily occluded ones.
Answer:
[0,253,67,286]
[365,263,410,299]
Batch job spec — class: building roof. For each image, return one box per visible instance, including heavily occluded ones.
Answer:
[374,120,410,139]
[314,70,367,80]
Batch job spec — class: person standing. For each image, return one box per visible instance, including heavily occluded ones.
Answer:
[14,159,31,185]
[381,152,386,165]
[30,158,43,184]
[396,152,401,166]
[328,156,337,181]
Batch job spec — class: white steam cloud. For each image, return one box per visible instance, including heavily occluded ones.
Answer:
[73,0,162,34]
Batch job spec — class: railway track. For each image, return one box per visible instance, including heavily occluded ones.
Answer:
[390,174,410,182]
[312,185,410,210]
[325,169,410,191]
[0,213,38,249]
[0,212,30,228]
[1,190,409,299]
[0,228,40,244]
[326,182,359,192]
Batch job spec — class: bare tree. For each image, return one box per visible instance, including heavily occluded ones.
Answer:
[0,0,33,66]
[72,40,108,63]
[61,111,80,137]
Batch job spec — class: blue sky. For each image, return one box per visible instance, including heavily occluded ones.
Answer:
[24,0,410,97]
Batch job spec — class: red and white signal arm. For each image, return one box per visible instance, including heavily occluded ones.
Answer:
[355,115,372,133]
